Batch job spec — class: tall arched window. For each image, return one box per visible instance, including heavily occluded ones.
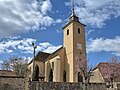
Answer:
[78,28,80,34]
[67,29,69,35]
[78,72,83,82]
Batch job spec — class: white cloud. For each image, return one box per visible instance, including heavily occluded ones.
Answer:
[43,45,62,53]
[38,42,62,53]
[65,0,120,28]
[87,29,95,35]
[41,0,52,15]
[22,56,33,62]
[39,42,51,48]
[0,38,62,54]
[0,0,61,38]
[0,38,36,54]
[55,19,62,23]
[6,49,13,53]
[87,36,120,56]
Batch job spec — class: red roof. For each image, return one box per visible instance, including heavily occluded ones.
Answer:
[96,62,120,82]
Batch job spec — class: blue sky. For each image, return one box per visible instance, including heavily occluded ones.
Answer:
[0,0,120,66]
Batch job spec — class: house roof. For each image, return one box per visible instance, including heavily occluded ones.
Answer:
[35,51,51,61]
[94,62,120,82]
[45,46,64,62]
[28,46,63,64]
[0,70,16,76]
[28,52,51,65]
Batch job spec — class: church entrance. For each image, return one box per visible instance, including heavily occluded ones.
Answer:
[78,72,83,82]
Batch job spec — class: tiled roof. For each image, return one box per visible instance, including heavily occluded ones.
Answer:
[95,62,120,82]
[28,52,51,65]
[28,47,63,64]
[35,52,51,61]
[0,70,16,76]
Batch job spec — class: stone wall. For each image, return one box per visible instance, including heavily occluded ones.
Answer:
[117,83,120,90]
[29,82,107,90]
[0,77,120,90]
[0,76,25,90]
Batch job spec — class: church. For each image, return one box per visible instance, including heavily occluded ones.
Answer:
[28,4,87,82]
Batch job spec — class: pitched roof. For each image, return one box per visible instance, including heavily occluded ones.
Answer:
[95,62,120,82]
[0,70,16,76]
[35,51,51,61]
[28,47,63,64]
[28,52,51,65]
[45,46,64,62]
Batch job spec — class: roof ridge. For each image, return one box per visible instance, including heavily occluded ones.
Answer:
[44,46,63,62]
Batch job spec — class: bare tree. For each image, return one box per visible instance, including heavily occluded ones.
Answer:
[1,56,29,77]
[99,57,120,88]
[101,57,120,82]
[108,57,120,82]
[75,56,92,83]
[75,56,93,90]
[1,60,11,70]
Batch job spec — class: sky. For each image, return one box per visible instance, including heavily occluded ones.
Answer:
[0,0,120,67]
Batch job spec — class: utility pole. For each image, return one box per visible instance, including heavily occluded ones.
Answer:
[32,42,37,81]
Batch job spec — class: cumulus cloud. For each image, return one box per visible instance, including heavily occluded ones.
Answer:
[0,38,62,54]
[87,36,120,56]
[65,0,120,28]
[0,0,61,38]
[41,0,52,15]
[39,42,62,53]
[0,38,36,54]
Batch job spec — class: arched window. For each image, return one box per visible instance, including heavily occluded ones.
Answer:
[52,62,54,70]
[78,72,83,82]
[67,29,69,35]
[78,28,80,34]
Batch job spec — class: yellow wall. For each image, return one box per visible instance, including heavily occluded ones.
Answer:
[45,56,62,82]
[45,48,65,82]
[63,21,86,82]
[90,68,104,83]
[28,62,33,78]
[73,22,86,82]
[35,61,45,77]
[28,61,45,78]
[64,22,74,82]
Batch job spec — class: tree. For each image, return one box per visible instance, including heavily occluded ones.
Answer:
[75,56,92,83]
[75,56,93,90]
[33,64,39,81]
[98,57,120,88]
[1,56,29,77]
[101,57,120,82]
[108,57,120,82]
[49,68,53,82]
[1,60,11,70]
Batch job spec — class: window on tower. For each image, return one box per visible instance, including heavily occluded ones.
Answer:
[67,29,69,35]
[78,28,80,34]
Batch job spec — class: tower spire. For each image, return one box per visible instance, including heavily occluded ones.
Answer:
[72,0,75,15]
[68,0,79,23]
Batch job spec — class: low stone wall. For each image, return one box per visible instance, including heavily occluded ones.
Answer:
[29,82,107,90]
[0,76,25,90]
[0,77,120,90]
[117,83,120,90]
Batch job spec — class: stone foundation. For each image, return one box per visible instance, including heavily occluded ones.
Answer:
[0,76,25,90]
[0,77,120,90]
[29,82,107,90]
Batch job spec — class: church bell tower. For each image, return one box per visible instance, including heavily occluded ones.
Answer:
[63,1,87,82]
